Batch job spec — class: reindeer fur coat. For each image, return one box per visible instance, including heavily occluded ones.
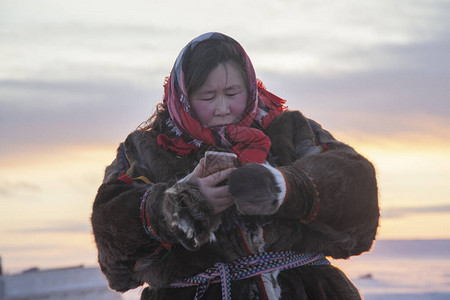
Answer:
[91,110,379,300]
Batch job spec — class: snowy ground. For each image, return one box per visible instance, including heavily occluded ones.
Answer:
[121,240,450,300]
[332,239,450,300]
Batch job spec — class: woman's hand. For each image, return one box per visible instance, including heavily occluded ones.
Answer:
[189,158,235,214]
[163,158,235,250]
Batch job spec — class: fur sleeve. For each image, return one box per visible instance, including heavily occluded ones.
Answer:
[91,128,220,290]
[91,131,178,291]
[267,111,379,258]
[92,182,151,292]
[92,179,188,291]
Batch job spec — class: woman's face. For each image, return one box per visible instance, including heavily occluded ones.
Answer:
[189,61,248,128]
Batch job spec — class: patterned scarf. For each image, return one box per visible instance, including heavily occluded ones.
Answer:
[157,32,286,165]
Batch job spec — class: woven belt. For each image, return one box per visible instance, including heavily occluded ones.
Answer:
[169,251,330,300]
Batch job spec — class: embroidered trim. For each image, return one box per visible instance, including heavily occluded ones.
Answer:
[165,117,203,148]
[238,228,253,255]
[118,149,151,184]
[298,168,321,223]
[139,186,173,250]
[316,144,330,152]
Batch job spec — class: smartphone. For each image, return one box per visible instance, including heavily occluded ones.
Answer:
[203,151,238,177]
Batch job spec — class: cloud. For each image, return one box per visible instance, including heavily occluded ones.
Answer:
[259,34,450,138]
[363,239,450,259]
[382,205,450,218]
[4,221,91,234]
[1,0,449,158]
[3,33,450,159]
[0,181,41,198]
[0,245,55,252]
[0,78,162,155]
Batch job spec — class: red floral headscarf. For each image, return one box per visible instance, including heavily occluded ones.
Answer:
[157,32,286,165]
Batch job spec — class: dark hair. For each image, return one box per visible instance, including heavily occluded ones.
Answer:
[183,38,249,96]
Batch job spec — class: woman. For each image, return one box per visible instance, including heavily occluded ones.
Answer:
[91,32,379,300]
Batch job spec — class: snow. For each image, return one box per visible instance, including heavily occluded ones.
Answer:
[121,240,450,299]
[4,240,448,299]
[1,265,122,300]
[332,239,450,300]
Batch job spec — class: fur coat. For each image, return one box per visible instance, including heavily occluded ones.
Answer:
[91,110,379,300]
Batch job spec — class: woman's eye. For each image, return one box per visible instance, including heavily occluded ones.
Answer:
[198,94,215,101]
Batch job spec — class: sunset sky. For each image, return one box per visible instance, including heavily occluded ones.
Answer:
[1,0,449,273]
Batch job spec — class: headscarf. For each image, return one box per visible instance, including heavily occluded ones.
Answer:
[157,32,286,165]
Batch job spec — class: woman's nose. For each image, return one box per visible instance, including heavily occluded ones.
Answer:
[214,97,231,116]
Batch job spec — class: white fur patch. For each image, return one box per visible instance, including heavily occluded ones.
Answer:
[242,225,282,299]
[178,218,190,234]
[165,187,177,195]
[261,270,281,300]
[176,173,192,184]
[261,163,287,208]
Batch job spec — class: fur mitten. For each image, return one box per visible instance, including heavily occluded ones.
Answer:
[162,182,221,251]
[228,163,287,215]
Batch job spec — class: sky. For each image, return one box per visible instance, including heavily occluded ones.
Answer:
[0,0,449,273]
